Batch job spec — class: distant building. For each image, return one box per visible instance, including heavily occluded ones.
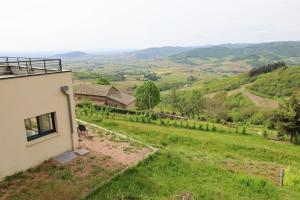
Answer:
[0,57,78,180]
[74,84,136,109]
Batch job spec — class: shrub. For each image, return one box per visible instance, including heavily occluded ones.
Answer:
[159,119,166,126]
[94,77,110,85]
[173,120,178,127]
[235,126,239,134]
[58,169,73,180]
[146,116,152,123]
[241,126,247,134]
[135,116,139,122]
[4,171,25,182]
[192,121,196,129]
[212,124,216,131]
[198,124,203,130]
[77,103,142,115]
[92,116,103,123]
[284,167,300,191]
[206,123,209,131]
[141,116,146,123]
[166,119,170,126]
[263,130,267,138]
[185,122,189,129]
[180,121,183,128]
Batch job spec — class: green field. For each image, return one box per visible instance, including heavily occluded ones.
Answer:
[77,117,300,200]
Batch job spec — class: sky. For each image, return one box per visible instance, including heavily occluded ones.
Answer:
[1,0,300,52]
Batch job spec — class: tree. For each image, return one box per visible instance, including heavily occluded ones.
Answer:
[273,95,300,143]
[166,88,181,110]
[248,61,286,77]
[166,89,205,116]
[135,81,160,110]
[144,72,160,81]
[184,90,205,117]
[205,92,229,122]
[94,77,110,85]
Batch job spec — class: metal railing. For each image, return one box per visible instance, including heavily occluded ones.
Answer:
[0,57,62,74]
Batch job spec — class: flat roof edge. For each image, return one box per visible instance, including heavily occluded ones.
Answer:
[0,70,72,80]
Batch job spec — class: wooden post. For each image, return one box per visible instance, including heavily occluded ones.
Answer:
[280,168,285,186]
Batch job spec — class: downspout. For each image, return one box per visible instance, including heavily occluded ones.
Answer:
[61,86,75,151]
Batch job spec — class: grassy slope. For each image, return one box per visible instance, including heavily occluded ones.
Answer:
[178,65,300,96]
[81,118,300,200]
[178,74,251,94]
[248,66,300,97]
[171,66,300,112]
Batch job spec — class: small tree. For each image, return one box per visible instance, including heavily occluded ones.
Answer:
[198,124,203,130]
[241,126,246,135]
[192,121,196,129]
[235,126,239,134]
[173,120,178,127]
[166,88,181,110]
[212,124,216,132]
[135,81,160,110]
[206,123,209,131]
[273,95,300,143]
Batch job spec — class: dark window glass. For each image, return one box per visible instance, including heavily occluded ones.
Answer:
[24,112,56,141]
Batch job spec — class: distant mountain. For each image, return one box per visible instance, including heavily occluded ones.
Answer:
[219,43,253,49]
[171,41,300,67]
[54,51,89,58]
[129,46,196,59]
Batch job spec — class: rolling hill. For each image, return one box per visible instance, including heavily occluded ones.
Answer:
[171,41,300,67]
[128,46,195,59]
[53,51,89,58]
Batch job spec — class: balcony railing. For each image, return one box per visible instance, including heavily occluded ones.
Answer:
[0,57,62,75]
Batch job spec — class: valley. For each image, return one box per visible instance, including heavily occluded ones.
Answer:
[52,41,300,199]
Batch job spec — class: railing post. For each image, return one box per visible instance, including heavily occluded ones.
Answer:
[25,61,29,73]
[58,59,62,71]
[43,60,47,73]
[17,58,20,70]
[29,58,32,71]
[5,57,9,67]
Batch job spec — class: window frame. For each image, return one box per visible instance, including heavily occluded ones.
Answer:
[25,112,57,141]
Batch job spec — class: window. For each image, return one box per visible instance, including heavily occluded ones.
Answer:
[24,112,56,141]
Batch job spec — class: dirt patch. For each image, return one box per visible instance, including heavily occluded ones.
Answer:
[0,125,153,200]
[222,159,281,184]
[175,192,193,200]
[225,84,279,109]
[242,90,278,109]
[79,128,152,166]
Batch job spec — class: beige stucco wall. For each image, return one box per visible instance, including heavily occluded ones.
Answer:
[0,72,78,180]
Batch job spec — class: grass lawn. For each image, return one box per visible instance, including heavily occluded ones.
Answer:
[78,117,300,200]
